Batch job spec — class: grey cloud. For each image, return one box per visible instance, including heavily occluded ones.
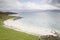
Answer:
[0,0,60,12]
[48,0,60,7]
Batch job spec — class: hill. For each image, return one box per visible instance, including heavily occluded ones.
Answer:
[0,12,38,40]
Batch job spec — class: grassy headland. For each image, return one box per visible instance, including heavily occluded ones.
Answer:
[0,12,38,40]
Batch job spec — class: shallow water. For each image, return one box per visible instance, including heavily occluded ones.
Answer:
[16,10,60,32]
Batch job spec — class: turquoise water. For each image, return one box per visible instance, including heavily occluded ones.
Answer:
[17,10,60,32]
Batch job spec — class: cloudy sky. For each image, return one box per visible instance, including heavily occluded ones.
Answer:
[0,0,60,12]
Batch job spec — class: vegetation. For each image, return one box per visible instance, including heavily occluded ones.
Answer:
[0,12,38,40]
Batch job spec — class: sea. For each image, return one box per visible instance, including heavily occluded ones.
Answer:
[11,10,60,32]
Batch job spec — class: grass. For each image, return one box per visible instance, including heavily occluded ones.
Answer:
[0,13,38,40]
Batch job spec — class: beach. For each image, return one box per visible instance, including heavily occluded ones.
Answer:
[3,18,56,36]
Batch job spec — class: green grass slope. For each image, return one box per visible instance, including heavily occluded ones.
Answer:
[0,13,38,40]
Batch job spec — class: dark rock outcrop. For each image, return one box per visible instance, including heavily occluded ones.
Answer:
[39,35,60,40]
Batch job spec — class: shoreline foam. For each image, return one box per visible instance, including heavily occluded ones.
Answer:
[3,18,56,36]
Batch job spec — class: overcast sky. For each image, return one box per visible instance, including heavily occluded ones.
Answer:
[0,0,60,12]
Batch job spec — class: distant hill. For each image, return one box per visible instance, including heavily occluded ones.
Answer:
[0,11,17,15]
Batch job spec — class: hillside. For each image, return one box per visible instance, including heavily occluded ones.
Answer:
[0,12,38,40]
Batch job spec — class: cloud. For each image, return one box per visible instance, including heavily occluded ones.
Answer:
[48,0,60,7]
[22,2,59,10]
[0,0,60,12]
[19,0,50,4]
[0,0,23,12]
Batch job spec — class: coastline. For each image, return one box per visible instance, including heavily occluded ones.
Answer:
[0,12,38,40]
[3,18,38,36]
[3,18,56,36]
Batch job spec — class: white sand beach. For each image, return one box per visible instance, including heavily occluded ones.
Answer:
[3,18,56,36]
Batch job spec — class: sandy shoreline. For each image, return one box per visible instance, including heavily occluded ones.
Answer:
[3,18,56,36]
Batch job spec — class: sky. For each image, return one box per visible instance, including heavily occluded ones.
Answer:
[0,0,60,12]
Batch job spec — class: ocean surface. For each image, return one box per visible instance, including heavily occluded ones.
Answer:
[14,10,60,32]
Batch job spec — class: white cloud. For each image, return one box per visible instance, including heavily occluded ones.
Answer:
[0,0,60,12]
[0,0,23,11]
[22,2,59,10]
